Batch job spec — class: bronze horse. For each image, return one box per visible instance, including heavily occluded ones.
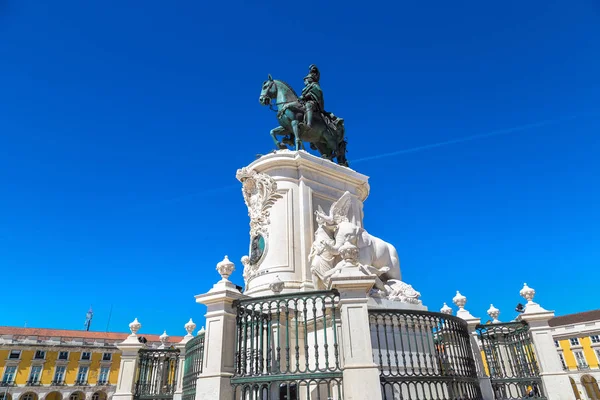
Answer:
[259,75,348,166]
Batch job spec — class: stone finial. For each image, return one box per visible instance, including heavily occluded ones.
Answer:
[129,318,141,336]
[198,326,205,336]
[216,255,235,281]
[440,303,453,315]
[452,291,467,309]
[184,318,196,336]
[487,304,500,323]
[520,283,536,303]
[339,241,359,264]
[269,275,284,294]
[159,331,169,347]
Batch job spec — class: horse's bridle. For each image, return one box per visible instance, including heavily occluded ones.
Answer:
[263,79,300,113]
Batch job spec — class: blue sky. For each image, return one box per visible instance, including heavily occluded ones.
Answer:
[0,1,598,336]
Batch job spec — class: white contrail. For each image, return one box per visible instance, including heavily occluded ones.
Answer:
[352,114,582,164]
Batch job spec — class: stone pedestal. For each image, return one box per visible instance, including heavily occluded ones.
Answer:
[113,336,143,400]
[464,318,494,400]
[330,267,382,400]
[194,278,244,400]
[237,150,369,297]
[519,306,574,400]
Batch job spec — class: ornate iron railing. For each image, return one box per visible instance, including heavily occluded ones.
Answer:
[134,348,180,400]
[231,290,343,399]
[182,332,205,400]
[476,321,545,399]
[369,309,482,400]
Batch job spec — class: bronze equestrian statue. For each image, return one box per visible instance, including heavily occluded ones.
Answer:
[258,65,348,166]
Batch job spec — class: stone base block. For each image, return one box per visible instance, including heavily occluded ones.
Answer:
[194,374,234,400]
[342,365,382,400]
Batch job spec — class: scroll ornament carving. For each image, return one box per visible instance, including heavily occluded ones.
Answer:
[236,167,282,287]
[236,167,282,238]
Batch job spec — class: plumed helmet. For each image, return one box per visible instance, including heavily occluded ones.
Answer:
[304,64,320,82]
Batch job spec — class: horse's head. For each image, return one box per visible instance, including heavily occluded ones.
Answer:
[259,74,277,106]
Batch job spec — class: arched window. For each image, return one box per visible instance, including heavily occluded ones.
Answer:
[570,377,582,400]
[20,393,38,400]
[582,375,600,400]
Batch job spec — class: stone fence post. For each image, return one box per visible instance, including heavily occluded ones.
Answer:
[517,283,573,400]
[450,293,494,400]
[330,263,382,400]
[172,319,197,400]
[113,319,144,400]
[194,256,244,400]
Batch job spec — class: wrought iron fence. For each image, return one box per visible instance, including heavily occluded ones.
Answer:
[369,309,482,400]
[231,290,343,399]
[134,348,180,400]
[476,321,545,399]
[182,332,205,400]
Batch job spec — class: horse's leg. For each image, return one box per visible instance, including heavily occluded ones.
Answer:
[270,126,287,149]
[291,120,302,151]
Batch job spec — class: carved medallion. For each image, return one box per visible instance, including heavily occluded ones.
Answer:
[236,167,282,238]
[249,234,266,264]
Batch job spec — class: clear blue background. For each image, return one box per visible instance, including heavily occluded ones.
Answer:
[0,1,598,335]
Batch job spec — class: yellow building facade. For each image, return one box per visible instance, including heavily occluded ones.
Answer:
[549,310,600,400]
[0,327,181,400]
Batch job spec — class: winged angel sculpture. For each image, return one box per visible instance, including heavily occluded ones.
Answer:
[309,192,422,304]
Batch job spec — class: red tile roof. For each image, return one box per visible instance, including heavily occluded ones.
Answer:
[549,309,600,327]
[0,326,184,343]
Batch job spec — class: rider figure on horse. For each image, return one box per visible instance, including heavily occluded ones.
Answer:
[299,64,324,129]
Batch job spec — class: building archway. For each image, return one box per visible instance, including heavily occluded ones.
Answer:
[570,377,582,399]
[45,392,62,400]
[582,375,600,400]
[68,392,85,400]
[91,392,106,400]
[19,393,38,400]
[0,394,13,400]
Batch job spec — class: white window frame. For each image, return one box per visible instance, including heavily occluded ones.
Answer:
[102,353,112,361]
[2,365,17,384]
[590,334,600,344]
[98,366,110,384]
[80,352,91,361]
[58,351,69,361]
[53,365,66,384]
[554,340,560,348]
[28,365,42,384]
[595,348,600,364]
[573,350,588,367]
[8,350,21,360]
[33,350,45,360]
[570,337,580,346]
[76,366,89,384]
[558,352,567,369]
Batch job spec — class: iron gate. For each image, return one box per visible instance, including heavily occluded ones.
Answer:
[134,348,180,400]
[231,290,343,400]
[476,321,545,399]
[369,309,483,400]
[182,333,205,400]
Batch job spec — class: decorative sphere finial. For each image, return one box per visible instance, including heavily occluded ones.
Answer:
[487,304,500,323]
[216,255,235,281]
[440,303,453,315]
[520,283,536,303]
[159,331,169,346]
[184,318,196,336]
[452,291,467,309]
[129,318,141,335]
[269,275,284,294]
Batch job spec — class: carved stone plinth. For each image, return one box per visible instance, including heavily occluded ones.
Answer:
[237,150,369,297]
